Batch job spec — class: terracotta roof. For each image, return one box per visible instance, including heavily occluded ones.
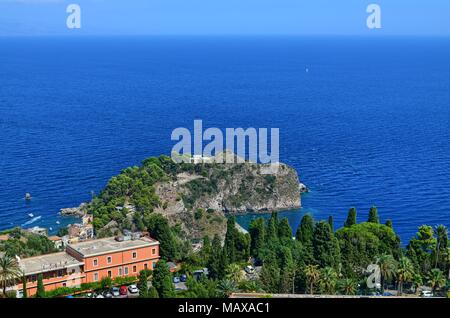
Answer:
[48,236,62,241]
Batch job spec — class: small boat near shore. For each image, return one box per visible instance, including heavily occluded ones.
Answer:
[28,213,34,218]
[25,193,32,201]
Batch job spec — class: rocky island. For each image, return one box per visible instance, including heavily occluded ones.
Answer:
[87,152,304,240]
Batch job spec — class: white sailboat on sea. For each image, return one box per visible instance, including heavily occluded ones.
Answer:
[28,213,34,218]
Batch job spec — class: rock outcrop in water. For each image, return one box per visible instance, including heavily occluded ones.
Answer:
[60,203,87,217]
[91,152,304,240]
[151,155,302,239]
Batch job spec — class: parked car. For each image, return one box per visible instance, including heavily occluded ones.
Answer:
[173,276,180,283]
[119,286,128,296]
[128,284,139,294]
[111,287,120,297]
[96,294,104,298]
[421,290,433,297]
[245,265,255,274]
[103,290,113,298]
[180,274,187,282]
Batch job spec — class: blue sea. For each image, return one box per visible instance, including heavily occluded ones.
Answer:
[1,36,449,244]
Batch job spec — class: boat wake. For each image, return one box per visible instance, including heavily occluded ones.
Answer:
[21,216,41,227]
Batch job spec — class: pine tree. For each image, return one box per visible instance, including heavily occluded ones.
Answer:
[368,206,380,223]
[344,208,357,227]
[36,274,45,298]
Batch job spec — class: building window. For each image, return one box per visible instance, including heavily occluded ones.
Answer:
[62,283,66,287]
[57,270,63,277]
[144,263,148,270]
[93,259,98,266]
[108,270,112,278]
[152,262,156,269]
[94,273,99,282]
[132,251,137,259]
[118,268,122,276]
[152,248,156,255]
[124,267,129,275]
[107,256,112,264]
[32,275,36,281]
[132,265,137,273]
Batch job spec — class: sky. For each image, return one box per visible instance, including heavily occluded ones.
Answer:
[0,0,449,36]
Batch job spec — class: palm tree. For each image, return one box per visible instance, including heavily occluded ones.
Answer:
[434,225,448,269]
[217,279,238,297]
[319,267,338,295]
[304,265,320,295]
[225,263,244,284]
[375,254,397,293]
[411,273,423,295]
[427,268,446,294]
[339,278,357,295]
[396,256,414,295]
[447,248,450,279]
[0,254,22,297]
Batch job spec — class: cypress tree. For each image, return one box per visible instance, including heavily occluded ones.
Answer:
[278,218,293,242]
[199,236,212,265]
[147,215,179,260]
[152,260,174,298]
[224,216,244,263]
[368,206,380,223]
[147,286,159,298]
[312,221,341,269]
[278,247,295,294]
[295,214,314,243]
[328,215,334,232]
[22,276,28,298]
[249,218,266,258]
[260,254,281,293]
[36,274,45,298]
[344,208,357,227]
[385,219,393,228]
[208,235,227,280]
[266,212,279,241]
[295,214,315,264]
[137,270,149,298]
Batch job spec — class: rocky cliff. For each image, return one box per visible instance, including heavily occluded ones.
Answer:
[153,159,303,239]
[90,153,304,240]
